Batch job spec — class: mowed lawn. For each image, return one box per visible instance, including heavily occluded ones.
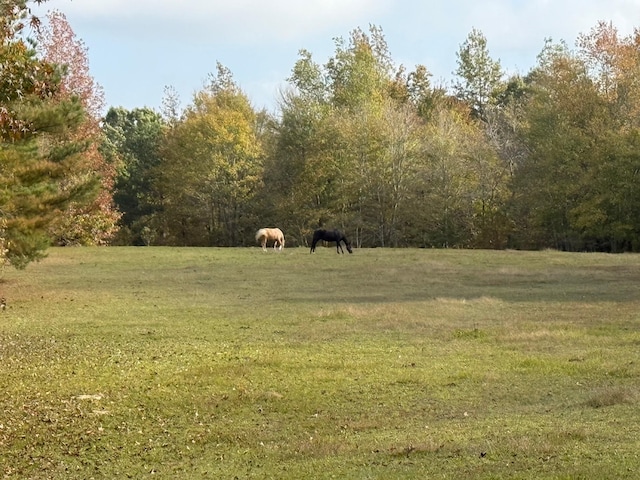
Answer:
[1,246,639,479]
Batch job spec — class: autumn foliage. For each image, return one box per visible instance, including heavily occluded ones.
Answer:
[37,10,120,245]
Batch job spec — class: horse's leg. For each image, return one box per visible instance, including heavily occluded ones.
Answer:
[337,241,343,254]
[310,239,316,253]
[262,238,267,251]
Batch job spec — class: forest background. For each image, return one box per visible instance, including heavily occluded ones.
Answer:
[3,0,640,268]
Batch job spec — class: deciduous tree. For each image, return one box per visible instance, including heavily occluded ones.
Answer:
[511,40,605,249]
[102,107,165,245]
[37,10,120,245]
[155,63,263,246]
[454,28,503,120]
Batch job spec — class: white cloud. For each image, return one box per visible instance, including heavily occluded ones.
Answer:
[37,0,391,43]
[463,0,639,51]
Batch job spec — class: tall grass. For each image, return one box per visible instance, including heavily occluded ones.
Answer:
[1,247,639,478]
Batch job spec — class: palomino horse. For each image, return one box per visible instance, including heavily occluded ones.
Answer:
[255,227,285,251]
[310,229,353,254]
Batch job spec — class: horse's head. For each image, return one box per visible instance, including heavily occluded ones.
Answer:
[346,241,353,253]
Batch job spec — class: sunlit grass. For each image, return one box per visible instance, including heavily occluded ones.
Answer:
[1,247,639,478]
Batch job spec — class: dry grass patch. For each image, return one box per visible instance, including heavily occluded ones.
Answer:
[585,387,635,408]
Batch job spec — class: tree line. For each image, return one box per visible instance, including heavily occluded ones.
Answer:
[3,1,640,269]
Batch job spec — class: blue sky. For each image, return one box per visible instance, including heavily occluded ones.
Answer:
[32,0,639,115]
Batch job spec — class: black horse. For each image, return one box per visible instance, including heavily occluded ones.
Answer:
[310,229,353,254]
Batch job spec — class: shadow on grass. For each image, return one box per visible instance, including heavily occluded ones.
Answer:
[282,267,639,304]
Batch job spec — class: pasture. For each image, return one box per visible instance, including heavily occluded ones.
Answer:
[1,246,639,478]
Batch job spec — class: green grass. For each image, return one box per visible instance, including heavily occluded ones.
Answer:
[1,246,639,478]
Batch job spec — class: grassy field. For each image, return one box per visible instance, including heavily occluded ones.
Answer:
[0,246,639,479]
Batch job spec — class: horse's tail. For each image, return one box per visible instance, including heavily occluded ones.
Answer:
[255,229,265,242]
